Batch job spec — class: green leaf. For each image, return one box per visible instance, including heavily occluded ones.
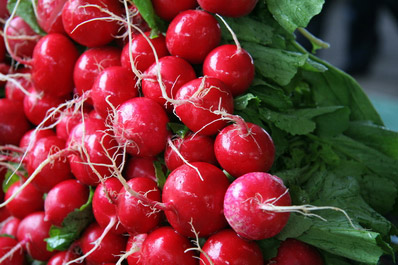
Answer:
[154,160,167,189]
[251,85,293,111]
[45,187,94,251]
[257,237,281,260]
[267,0,325,33]
[167,123,189,138]
[7,0,45,35]
[277,213,313,241]
[314,106,351,137]
[132,0,162,34]
[2,163,26,193]
[234,93,259,111]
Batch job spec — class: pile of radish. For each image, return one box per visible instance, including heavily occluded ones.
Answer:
[0,0,396,264]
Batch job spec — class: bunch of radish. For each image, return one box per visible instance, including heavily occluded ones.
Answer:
[0,0,327,264]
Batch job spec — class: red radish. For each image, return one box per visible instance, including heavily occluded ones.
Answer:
[117,177,162,235]
[164,133,217,171]
[44,179,90,226]
[62,0,123,47]
[0,217,21,238]
[0,236,25,265]
[214,121,275,177]
[31,33,79,97]
[0,63,11,88]
[5,16,41,60]
[4,68,31,102]
[200,229,264,265]
[0,208,10,223]
[5,181,44,219]
[223,172,291,240]
[139,226,198,265]
[166,10,221,64]
[0,99,30,146]
[269,238,324,265]
[27,135,73,192]
[203,44,255,96]
[23,87,64,126]
[126,233,147,265]
[113,97,170,157]
[79,222,127,264]
[125,156,158,182]
[19,128,55,150]
[152,0,198,21]
[0,35,5,63]
[197,0,258,17]
[36,0,67,34]
[0,0,8,20]
[73,46,121,101]
[16,211,56,261]
[162,162,230,237]
[141,55,196,109]
[92,177,125,234]
[91,66,138,119]
[67,117,121,186]
[47,249,85,265]
[121,31,169,73]
[174,77,234,136]
[55,108,90,141]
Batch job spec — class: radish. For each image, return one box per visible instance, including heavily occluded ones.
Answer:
[117,177,162,235]
[47,249,85,265]
[164,133,217,171]
[174,77,234,136]
[91,66,138,119]
[197,0,259,17]
[5,181,44,220]
[166,10,221,64]
[92,177,125,235]
[62,0,123,47]
[0,236,25,265]
[124,156,158,182]
[203,44,255,96]
[0,217,20,238]
[113,97,170,157]
[0,98,30,146]
[139,226,198,265]
[31,33,79,97]
[56,108,90,141]
[19,128,55,150]
[200,229,264,265]
[125,233,147,265]
[121,31,169,73]
[4,67,31,102]
[214,120,275,177]
[73,46,121,102]
[268,238,324,265]
[0,34,5,63]
[223,172,291,240]
[152,0,198,21]
[162,162,230,237]
[142,55,196,110]
[36,0,67,34]
[44,179,90,226]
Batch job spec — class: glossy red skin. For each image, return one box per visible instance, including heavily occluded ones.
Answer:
[0,208,10,223]
[0,0,9,20]
[92,178,125,234]
[121,32,169,73]
[269,238,324,265]
[55,108,90,141]
[224,172,291,240]
[73,46,121,100]
[163,162,229,237]
[0,63,11,88]
[32,33,79,97]
[141,56,196,110]
[37,0,67,34]
[0,236,25,265]
[67,117,121,186]
[0,217,21,238]
[164,133,217,171]
[175,77,234,136]
[125,156,157,182]
[203,44,255,96]
[27,135,73,192]
[91,66,138,119]
[214,122,275,177]
[197,0,258,17]
[126,233,147,265]
[17,212,56,261]
[23,87,65,126]
[44,179,90,226]
[152,0,197,21]
[166,10,221,64]
[5,16,41,59]
[19,128,55,150]
[5,67,32,101]
[200,229,263,265]
[62,0,123,47]
[5,182,44,219]
[47,250,86,265]
[0,99,30,146]
[140,226,197,265]
[0,35,5,63]
[117,177,162,235]
[80,222,127,264]
[113,97,170,157]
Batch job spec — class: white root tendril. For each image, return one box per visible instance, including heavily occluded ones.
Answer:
[0,239,25,264]
[184,218,214,265]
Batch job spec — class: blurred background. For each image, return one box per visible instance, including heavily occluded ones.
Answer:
[298,0,398,132]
